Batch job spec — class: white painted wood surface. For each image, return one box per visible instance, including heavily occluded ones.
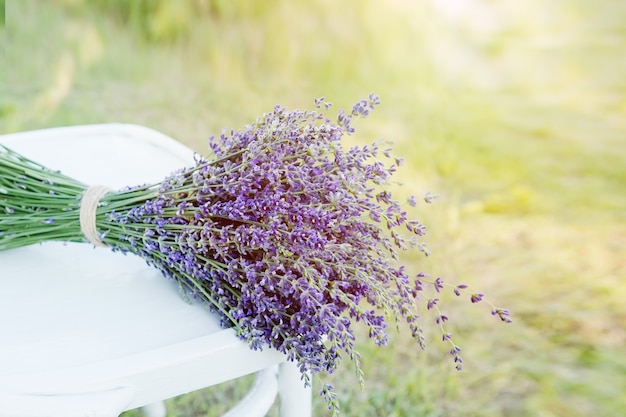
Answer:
[0,124,311,417]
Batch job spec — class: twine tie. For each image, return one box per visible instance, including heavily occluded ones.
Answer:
[79,185,112,247]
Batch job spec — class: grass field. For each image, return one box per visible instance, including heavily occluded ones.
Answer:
[2,1,625,416]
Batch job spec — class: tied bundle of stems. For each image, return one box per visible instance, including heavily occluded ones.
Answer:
[0,95,510,415]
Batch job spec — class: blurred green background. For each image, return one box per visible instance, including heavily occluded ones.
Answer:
[2,1,625,416]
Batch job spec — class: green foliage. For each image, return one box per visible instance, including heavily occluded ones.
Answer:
[85,0,192,42]
[3,0,626,416]
[82,0,279,43]
[120,373,264,417]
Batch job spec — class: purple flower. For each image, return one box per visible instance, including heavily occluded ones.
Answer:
[424,191,440,204]
[454,284,468,296]
[436,314,448,324]
[427,298,439,310]
[471,293,484,303]
[492,308,513,323]
[433,277,444,292]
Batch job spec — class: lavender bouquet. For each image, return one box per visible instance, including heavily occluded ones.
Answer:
[0,96,510,414]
